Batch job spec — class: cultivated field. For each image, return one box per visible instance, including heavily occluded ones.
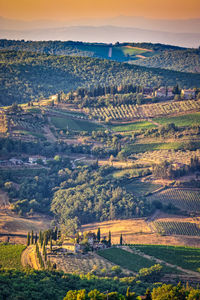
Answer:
[0,243,25,269]
[87,100,200,121]
[49,252,128,275]
[133,149,200,165]
[132,245,200,273]
[0,211,51,244]
[147,188,200,212]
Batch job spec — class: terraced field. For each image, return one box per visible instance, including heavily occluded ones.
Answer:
[49,252,124,275]
[88,100,200,121]
[147,188,200,212]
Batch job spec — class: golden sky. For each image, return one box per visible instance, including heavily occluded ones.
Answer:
[1,0,200,21]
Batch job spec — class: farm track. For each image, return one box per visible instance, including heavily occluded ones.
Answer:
[21,245,40,270]
[121,246,200,280]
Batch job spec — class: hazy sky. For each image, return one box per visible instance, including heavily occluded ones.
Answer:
[1,0,200,21]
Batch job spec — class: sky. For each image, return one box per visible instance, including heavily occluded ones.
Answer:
[1,0,200,21]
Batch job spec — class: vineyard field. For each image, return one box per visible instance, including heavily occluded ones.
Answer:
[147,188,200,212]
[153,221,200,236]
[132,245,200,272]
[110,121,156,132]
[87,100,200,121]
[155,112,200,127]
[0,244,25,270]
[125,180,161,196]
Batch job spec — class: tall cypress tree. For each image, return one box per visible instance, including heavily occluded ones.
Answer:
[35,232,38,244]
[50,236,52,251]
[97,228,101,242]
[27,232,30,246]
[31,230,34,244]
[120,234,123,246]
[108,231,111,247]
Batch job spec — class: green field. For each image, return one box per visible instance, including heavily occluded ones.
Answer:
[0,244,25,270]
[51,116,101,132]
[98,248,179,274]
[124,141,183,154]
[112,168,150,179]
[125,180,162,196]
[110,121,156,132]
[147,188,200,212]
[155,112,200,127]
[132,245,200,272]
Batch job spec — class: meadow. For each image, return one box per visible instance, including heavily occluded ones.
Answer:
[51,116,101,132]
[110,121,156,132]
[155,112,200,127]
[0,243,25,269]
[125,180,162,196]
[132,245,200,272]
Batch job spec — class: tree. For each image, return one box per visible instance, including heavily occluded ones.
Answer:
[50,236,52,251]
[97,228,101,242]
[27,232,30,246]
[31,230,34,244]
[39,230,43,247]
[120,234,123,246]
[108,231,111,247]
[35,232,38,244]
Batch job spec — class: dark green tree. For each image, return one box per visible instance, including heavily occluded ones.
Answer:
[35,232,38,244]
[97,228,101,242]
[30,230,34,244]
[120,234,123,246]
[27,232,30,246]
[108,231,111,247]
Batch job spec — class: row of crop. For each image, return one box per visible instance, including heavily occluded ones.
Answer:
[147,188,200,212]
[153,221,200,236]
[89,100,200,121]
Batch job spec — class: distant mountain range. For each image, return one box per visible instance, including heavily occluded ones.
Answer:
[0,16,200,48]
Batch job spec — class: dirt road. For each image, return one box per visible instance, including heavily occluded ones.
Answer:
[21,245,40,269]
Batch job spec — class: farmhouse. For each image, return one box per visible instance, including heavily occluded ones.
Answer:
[181,89,195,100]
[29,156,47,164]
[62,242,80,253]
[155,87,167,98]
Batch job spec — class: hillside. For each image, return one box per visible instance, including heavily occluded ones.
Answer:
[1,50,200,106]
[0,40,184,62]
[134,49,200,73]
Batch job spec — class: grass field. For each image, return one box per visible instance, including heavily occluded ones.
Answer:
[112,168,150,179]
[147,188,200,212]
[155,112,200,127]
[51,116,101,132]
[0,243,25,269]
[110,121,156,132]
[132,245,200,272]
[124,141,183,154]
[125,180,162,196]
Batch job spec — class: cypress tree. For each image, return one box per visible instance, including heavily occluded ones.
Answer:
[97,228,101,242]
[35,232,38,244]
[31,230,34,244]
[145,288,152,300]
[39,230,42,245]
[27,232,30,246]
[120,234,123,246]
[50,236,52,251]
[108,231,111,247]
[42,242,46,256]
